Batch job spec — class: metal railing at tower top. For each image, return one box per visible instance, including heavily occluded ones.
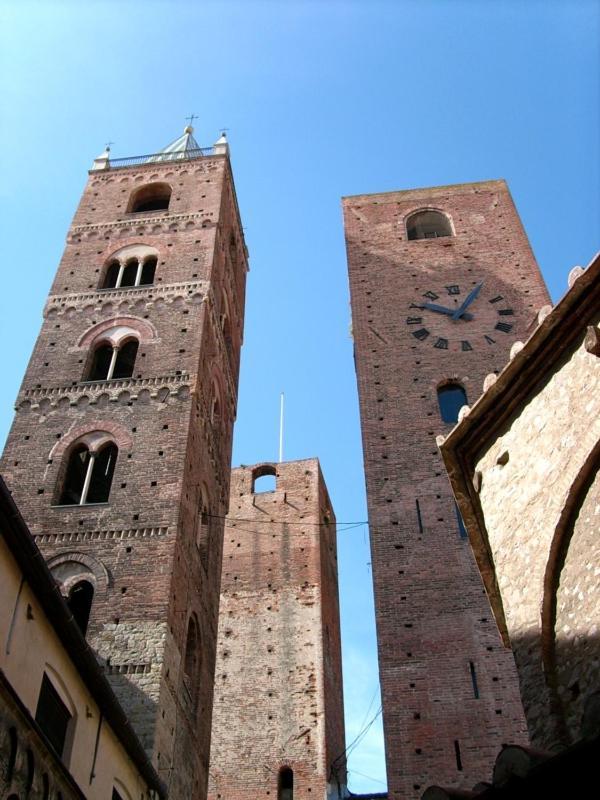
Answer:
[106,147,216,169]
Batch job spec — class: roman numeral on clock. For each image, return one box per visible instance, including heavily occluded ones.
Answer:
[446,285,460,295]
[461,340,473,351]
[498,308,514,316]
[434,337,448,349]
[485,335,496,345]
[412,328,430,341]
[495,322,513,333]
[489,295,504,304]
[423,291,439,300]
[406,317,423,325]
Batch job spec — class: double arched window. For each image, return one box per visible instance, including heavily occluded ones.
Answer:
[84,326,140,382]
[59,434,118,505]
[406,209,453,240]
[127,182,171,214]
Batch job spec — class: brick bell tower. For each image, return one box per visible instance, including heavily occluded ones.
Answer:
[0,126,248,799]
[208,459,347,800]
[343,181,551,798]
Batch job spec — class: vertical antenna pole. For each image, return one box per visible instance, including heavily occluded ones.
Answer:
[279,392,284,463]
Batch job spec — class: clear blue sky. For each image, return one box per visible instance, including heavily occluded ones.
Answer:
[1,1,598,792]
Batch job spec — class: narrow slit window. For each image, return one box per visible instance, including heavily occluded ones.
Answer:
[454,739,463,771]
[415,499,423,534]
[469,661,480,699]
[455,502,468,539]
[279,767,293,800]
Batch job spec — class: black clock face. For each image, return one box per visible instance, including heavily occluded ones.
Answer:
[406,282,515,352]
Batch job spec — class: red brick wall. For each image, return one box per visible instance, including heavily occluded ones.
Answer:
[208,459,347,800]
[0,152,248,800]
[343,180,550,798]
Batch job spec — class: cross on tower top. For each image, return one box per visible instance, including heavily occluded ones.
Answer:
[185,113,197,127]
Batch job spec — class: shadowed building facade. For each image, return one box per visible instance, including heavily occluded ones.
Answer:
[342,180,551,798]
[440,252,600,755]
[0,127,248,799]
[208,460,347,800]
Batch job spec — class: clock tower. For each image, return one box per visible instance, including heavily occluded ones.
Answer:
[343,180,550,798]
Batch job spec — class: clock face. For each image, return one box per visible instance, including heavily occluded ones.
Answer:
[406,281,515,352]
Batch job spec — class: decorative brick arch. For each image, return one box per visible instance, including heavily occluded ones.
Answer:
[76,316,158,350]
[49,421,133,461]
[46,551,110,595]
[96,235,165,261]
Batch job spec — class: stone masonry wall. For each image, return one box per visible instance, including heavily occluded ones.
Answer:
[343,180,550,798]
[208,459,347,800]
[474,316,600,749]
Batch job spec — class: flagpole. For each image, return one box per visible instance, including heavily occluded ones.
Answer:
[279,392,284,463]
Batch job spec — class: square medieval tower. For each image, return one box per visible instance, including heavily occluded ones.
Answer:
[0,127,248,800]
[343,180,551,798]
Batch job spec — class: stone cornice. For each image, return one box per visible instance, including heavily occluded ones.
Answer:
[18,373,193,411]
[44,281,208,317]
[68,211,215,242]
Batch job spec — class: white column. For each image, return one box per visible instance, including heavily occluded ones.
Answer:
[106,346,119,380]
[80,453,97,505]
[116,262,125,289]
[134,259,144,287]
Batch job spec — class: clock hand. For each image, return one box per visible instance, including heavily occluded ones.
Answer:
[419,302,473,321]
[452,282,483,320]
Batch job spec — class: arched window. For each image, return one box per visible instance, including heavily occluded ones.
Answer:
[253,465,277,493]
[407,210,453,240]
[211,378,223,424]
[60,441,118,505]
[278,767,293,800]
[25,748,35,794]
[437,383,468,424]
[128,183,171,214]
[67,580,94,636]
[196,485,210,562]
[102,256,157,290]
[87,339,138,381]
[183,614,201,710]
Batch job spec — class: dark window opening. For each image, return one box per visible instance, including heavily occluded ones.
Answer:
[87,443,117,503]
[437,383,468,424]
[104,261,120,289]
[112,789,124,800]
[279,767,293,800]
[6,727,17,782]
[454,739,463,771]
[415,499,423,534]
[60,442,117,505]
[129,183,171,213]
[87,344,113,381]
[469,660,480,699]
[112,340,138,379]
[25,748,34,794]
[140,257,157,285]
[407,210,453,241]
[119,261,138,287]
[87,340,138,381]
[67,580,94,636]
[35,675,71,759]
